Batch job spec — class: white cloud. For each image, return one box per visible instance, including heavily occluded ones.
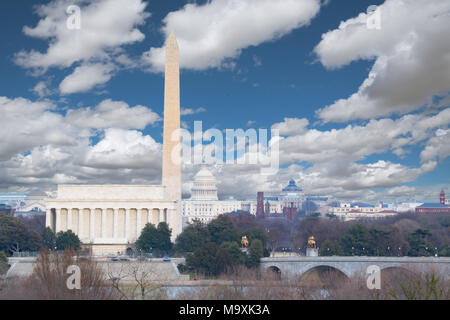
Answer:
[314,0,450,122]
[272,117,309,136]
[84,128,161,169]
[65,99,160,129]
[0,97,80,161]
[142,0,321,71]
[59,63,115,94]
[387,185,416,197]
[420,130,450,163]
[32,81,53,97]
[15,0,149,94]
[181,107,206,116]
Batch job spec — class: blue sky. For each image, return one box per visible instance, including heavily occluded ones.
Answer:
[0,0,449,202]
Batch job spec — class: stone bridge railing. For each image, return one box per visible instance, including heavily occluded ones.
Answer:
[260,256,450,279]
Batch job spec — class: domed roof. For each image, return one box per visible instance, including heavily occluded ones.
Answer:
[282,179,303,192]
[194,166,216,181]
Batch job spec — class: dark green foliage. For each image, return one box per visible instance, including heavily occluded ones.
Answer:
[207,215,240,245]
[0,214,42,255]
[185,242,233,276]
[136,222,172,253]
[246,239,264,268]
[340,224,371,255]
[438,245,450,257]
[242,227,268,249]
[320,239,343,256]
[180,215,270,275]
[55,230,81,251]
[440,218,450,228]
[156,222,173,252]
[408,229,434,256]
[174,220,210,253]
[42,227,56,250]
[220,241,246,266]
[0,251,7,264]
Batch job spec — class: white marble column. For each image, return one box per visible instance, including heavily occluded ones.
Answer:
[125,208,130,242]
[147,209,152,224]
[78,209,84,238]
[46,208,52,229]
[136,208,142,239]
[113,208,118,238]
[55,208,61,233]
[101,208,106,238]
[89,209,95,241]
[67,208,73,231]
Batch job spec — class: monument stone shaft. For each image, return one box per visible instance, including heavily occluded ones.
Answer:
[162,31,181,204]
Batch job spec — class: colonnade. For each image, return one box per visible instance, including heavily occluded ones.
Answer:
[46,207,169,243]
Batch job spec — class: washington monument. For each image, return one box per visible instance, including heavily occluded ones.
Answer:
[162,31,182,214]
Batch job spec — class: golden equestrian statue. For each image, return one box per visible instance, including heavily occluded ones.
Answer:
[307,236,317,248]
[241,236,249,248]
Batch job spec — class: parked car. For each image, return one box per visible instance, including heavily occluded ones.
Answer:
[162,256,171,262]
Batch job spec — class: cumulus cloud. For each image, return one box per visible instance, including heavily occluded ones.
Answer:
[0,97,80,161]
[314,0,450,122]
[142,0,321,71]
[0,96,163,191]
[65,99,160,129]
[15,0,149,94]
[277,108,450,166]
[84,128,161,169]
[272,118,309,136]
[387,185,416,197]
[32,81,53,98]
[420,130,450,163]
[59,63,115,94]
[181,107,206,116]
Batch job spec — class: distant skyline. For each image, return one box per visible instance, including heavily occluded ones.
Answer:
[0,0,449,202]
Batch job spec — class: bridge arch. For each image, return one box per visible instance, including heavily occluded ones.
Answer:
[265,265,282,280]
[298,265,349,287]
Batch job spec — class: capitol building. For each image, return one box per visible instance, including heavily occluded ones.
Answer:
[182,166,242,226]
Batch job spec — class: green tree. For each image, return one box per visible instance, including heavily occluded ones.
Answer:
[438,245,450,257]
[174,220,210,253]
[242,227,268,249]
[246,239,264,268]
[207,215,239,245]
[368,228,392,256]
[55,230,81,251]
[340,224,371,256]
[186,242,232,276]
[42,227,56,250]
[0,214,42,255]
[220,241,246,266]
[136,222,172,254]
[136,223,159,252]
[320,239,343,256]
[156,222,173,253]
[408,229,433,256]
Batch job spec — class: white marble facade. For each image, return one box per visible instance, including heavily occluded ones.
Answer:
[46,185,179,254]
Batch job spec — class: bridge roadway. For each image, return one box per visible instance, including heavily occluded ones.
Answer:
[260,256,450,279]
